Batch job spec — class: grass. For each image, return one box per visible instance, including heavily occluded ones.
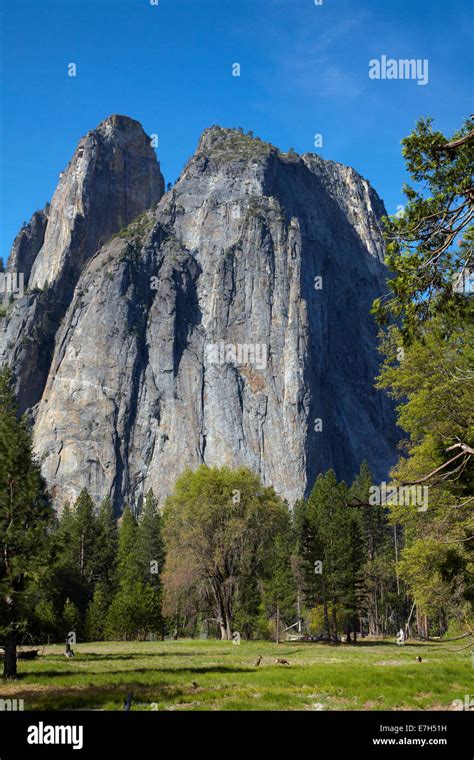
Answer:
[1,639,471,711]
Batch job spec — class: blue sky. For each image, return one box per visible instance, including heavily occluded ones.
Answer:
[0,0,472,258]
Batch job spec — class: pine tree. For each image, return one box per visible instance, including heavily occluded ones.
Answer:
[301,471,363,641]
[116,506,139,582]
[372,115,473,634]
[349,462,399,637]
[342,491,364,642]
[136,490,164,636]
[95,496,118,596]
[33,599,56,643]
[377,306,474,634]
[0,366,53,676]
[85,584,110,641]
[40,491,108,641]
[55,502,75,566]
[136,490,164,584]
[106,507,154,639]
[106,580,144,641]
[42,502,87,640]
[301,472,336,638]
[62,598,81,640]
[71,489,98,584]
[372,116,473,338]
[263,528,296,643]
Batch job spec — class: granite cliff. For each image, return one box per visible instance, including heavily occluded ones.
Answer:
[1,116,399,511]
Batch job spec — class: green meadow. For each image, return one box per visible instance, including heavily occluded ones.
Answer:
[2,639,471,711]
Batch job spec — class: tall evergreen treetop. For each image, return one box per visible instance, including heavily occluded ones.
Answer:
[0,366,53,676]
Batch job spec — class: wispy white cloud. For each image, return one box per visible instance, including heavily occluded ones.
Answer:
[270,10,369,102]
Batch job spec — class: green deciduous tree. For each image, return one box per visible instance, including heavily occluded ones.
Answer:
[163,466,290,640]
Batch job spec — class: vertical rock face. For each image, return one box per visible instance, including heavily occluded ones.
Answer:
[7,122,399,512]
[28,114,164,292]
[0,115,164,412]
[6,209,49,284]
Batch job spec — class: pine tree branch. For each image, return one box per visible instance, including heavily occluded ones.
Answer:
[441,129,474,151]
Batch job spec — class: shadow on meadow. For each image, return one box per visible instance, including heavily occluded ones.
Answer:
[15,664,256,680]
[45,650,236,661]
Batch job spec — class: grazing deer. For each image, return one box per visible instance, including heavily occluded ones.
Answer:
[254,655,263,667]
[275,658,290,665]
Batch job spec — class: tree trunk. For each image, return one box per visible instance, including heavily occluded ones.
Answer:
[225,598,233,640]
[368,601,376,637]
[173,605,179,640]
[212,583,232,640]
[374,581,379,636]
[393,525,400,596]
[217,607,232,640]
[3,635,17,678]
[406,599,415,635]
[331,601,338,642]
[322,577,330,638]
[218,612,232,640]
[276,605,280,644]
